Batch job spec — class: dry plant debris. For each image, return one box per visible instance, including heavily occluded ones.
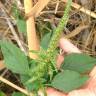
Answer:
[0,0,96,95]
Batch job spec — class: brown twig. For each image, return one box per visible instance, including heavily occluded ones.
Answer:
[65,25,89,38]
[0,76,33,96]
[62,0,96,18]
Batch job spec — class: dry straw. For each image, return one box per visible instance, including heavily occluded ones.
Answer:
[24,0,39,59]
[62,0,96,19]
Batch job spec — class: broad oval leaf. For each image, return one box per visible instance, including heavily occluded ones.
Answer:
[51,70,89,93]
[61,53,96,73]
[0,40,29,75]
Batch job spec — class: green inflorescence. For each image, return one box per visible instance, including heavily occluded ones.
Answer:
[47,0,72,55]
[29,0,72,85]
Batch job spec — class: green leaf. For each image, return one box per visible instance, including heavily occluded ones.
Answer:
[20,75,34,91]
[17,19,26,34]
[0,91,6,96]
[0,40,29,75]
[51,70,89,93]
[20,75,42,91]
[12,3,26,34]
[12,3,19,19]
[12,92,26,96]
[61,53,96,73]
[40,32,52,50]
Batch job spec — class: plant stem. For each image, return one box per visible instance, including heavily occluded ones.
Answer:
[24,0,39,59]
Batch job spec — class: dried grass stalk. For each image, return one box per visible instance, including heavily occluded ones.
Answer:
[62,0,96,18]
[0,76,33,96]
[24,0,39,59]
[65,25,89,38]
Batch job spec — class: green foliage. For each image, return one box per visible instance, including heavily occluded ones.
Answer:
[12,3,26,34]
[61,53,96,73]
[20,75,41,92]
[0,40,29,75]
[41,32,52,50]
[20,75,34,91]
[17,19,26,34]
[51,70,89,93]
[12,3,20,19]
[12,92,26,96]
[0,91,6,96]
